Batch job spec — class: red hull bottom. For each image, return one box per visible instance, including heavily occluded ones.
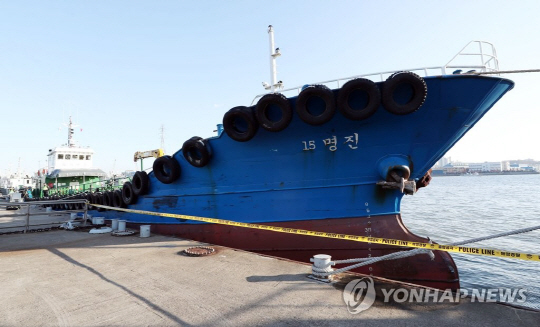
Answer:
[145,214,459,290]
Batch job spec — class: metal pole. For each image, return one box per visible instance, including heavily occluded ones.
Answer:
[25,204,30,233]
[83,201,88,227]
[268,25,277,92]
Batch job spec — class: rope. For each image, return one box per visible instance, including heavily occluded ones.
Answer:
[450,225,540,246]
[312,225,540,278]
[312,248,434,277]
[331,239,435,265]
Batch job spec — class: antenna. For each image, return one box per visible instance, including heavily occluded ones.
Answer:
[59,116,79,147]
[68,116,74,147]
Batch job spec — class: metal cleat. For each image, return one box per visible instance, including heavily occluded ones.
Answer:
[308,254,334,283]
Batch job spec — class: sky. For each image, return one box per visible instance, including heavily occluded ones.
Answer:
[1,1,540,175]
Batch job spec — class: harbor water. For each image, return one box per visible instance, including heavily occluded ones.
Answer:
[401,174,540,310]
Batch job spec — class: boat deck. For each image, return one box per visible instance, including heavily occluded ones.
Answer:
[0,212,538,326]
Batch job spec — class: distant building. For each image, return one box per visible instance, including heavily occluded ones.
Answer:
[468,162,502,172]
[435,157,451,168]
[506,159,539,171]
[434,158,538,175]
[468,163,482,172]
[444,162,468,174]
[508,163,535,171]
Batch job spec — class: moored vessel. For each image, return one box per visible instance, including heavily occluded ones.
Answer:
[41,117,107,195]
[74,32,514,290]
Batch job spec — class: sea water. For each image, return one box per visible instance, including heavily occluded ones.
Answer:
[401,174,540,310]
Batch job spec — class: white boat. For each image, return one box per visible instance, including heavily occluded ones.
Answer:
[42,117,107,195]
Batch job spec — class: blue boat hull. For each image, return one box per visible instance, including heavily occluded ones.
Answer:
[90,74,514,289]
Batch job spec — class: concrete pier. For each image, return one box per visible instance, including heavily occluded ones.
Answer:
[0,211,538,326]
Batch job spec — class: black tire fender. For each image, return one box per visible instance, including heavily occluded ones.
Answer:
[132,171,149,196]
[255,93,292,132]
[102,191,113,209]
[62,197,69,210]
[296,85,336,125]
[75,195,83,210]
[95,192,105,212]
[153,155,181,184]
[122,182,138,205]
[382,71,427,115]
[86,193,95,210]
[337,78,381,120]
[78,194,85,210]
[67,199,74,211]
[112,189,126,208]
[223,106,259,142]
[183,137,212,168]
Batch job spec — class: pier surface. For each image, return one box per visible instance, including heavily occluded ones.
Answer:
[0,210,538,326]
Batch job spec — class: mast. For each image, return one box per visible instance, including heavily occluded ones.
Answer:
[266,25,282,92]
[65,116,79,148]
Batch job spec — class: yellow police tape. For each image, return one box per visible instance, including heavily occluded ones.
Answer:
[91,204,540,262]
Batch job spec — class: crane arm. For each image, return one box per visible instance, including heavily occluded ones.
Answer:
[134,149,164,162]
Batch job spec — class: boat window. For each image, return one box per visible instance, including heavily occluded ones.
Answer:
[58,154,64,159]
[86,155,91,160]
[65,154,71,160]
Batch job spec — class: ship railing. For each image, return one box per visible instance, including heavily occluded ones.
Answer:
[0,200,89,234]
[47,176,131,196]
[251,40,500,104]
